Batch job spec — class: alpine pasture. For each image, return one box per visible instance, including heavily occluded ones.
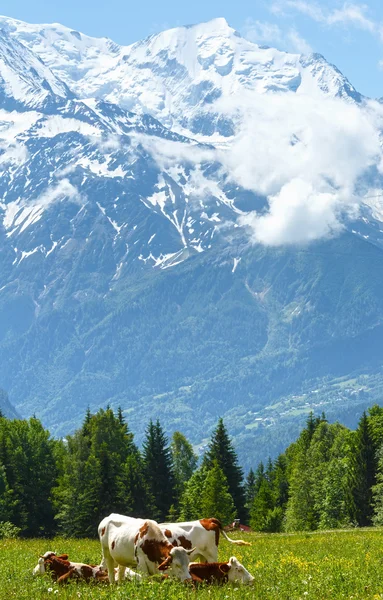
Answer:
[2,529,383,599]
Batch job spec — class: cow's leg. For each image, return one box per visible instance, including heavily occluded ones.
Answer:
[118,564,126,582]
[104,551,116,584]
[136,553,150,576]
[202,549,219,563]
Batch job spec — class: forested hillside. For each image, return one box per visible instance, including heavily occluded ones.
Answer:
[1,405,383,538]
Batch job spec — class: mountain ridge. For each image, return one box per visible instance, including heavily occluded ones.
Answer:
[0,16,382,466]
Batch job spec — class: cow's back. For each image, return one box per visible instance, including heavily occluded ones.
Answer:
[99,514,146,569]
[160,520,218,562]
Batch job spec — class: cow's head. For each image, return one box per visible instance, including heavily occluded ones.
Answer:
[158,546,195,581]
[226,556,254,585]
[32,553,69,576]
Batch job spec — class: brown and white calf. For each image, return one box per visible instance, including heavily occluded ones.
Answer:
[33,552,69,578]
[33,553,108,583]
[99,515,194,583]
[180,557,255,585]
[33,551,142,584]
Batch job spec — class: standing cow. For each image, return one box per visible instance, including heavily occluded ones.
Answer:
[99,514,250,564]
[160,518,251,562]
[99,515,194,583]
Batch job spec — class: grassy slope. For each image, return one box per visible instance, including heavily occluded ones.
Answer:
[2,529,383,599]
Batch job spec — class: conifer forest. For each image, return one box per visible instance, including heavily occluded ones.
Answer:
[1,405,383,539]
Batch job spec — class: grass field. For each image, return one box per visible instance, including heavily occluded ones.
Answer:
[2,529,383,599]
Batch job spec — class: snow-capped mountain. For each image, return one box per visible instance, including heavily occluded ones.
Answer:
[0,28,72,111]
[0,15,383,464]
[0,16,362,139]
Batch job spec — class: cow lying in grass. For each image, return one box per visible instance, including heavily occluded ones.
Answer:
[159,556,255,585]
[33,552,142,584]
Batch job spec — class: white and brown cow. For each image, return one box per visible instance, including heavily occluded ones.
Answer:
[99,516,194,583]
[99,514,250,564]
[160,518,251,562]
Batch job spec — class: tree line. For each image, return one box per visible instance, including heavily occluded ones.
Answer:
[1,405,383,537]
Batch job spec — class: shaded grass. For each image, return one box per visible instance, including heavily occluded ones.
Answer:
[2,528,383,599]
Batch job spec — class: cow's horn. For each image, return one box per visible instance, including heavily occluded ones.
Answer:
[185,547,196,555]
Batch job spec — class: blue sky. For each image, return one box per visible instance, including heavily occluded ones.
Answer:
[1,0,383,98]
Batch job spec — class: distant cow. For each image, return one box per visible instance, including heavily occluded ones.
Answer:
[99,515,194,583]
[160,518,251,562]
[182,557,255,585]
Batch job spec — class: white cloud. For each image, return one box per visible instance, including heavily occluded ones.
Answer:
[133,133,215,169]
[213,91,381,245]
[271,1,380,36]
[36,179,83,208]
[243,18,312,54]
[243,19,283,46]
[286,29,313,53]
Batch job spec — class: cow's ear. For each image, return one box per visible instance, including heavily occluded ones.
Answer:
[219,564,230,574]
[185,547,196,555]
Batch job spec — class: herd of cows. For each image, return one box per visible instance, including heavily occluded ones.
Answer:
[33,514,255,586]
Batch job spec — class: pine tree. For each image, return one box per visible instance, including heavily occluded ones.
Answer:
[250,477,274,532]
[284,429,316,532]
[372,443,383,525]
[203,418,245,519]
[350,412,376,526]
[272,455,289,509]
[200,461,236,525]
[171,431,198,502]
[244,468,256,517]
[179,465,208,520]
[143,420,175,521]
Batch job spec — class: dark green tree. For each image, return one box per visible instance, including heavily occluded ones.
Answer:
[203,418,245,519]
[179,465,208,520]
[143,420,175,521]
[171,431,198,500]
[200,461,236,525]
[350,412,376,526]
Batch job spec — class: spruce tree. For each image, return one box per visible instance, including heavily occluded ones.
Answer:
[250,477,274,531]
[372,443,383,525]
[244,468,256,517]
[143,420,175,521]
[350,412,376,526]
[179,465,208,520]
[203,418,245,519]
[200,461,236,525]
[171,431,198,502]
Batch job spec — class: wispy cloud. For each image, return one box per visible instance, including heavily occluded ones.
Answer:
[271,1,380,36]
[243,18,312,53]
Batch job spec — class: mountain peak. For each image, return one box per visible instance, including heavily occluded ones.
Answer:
[0,27,71,110]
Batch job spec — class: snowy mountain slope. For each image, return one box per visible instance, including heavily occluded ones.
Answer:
[1,17,383,463]
[0,98,243,274]
[0,16,362,139]
[0,28,72,111]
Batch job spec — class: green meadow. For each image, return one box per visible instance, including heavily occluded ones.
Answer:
[2,529,383,600]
